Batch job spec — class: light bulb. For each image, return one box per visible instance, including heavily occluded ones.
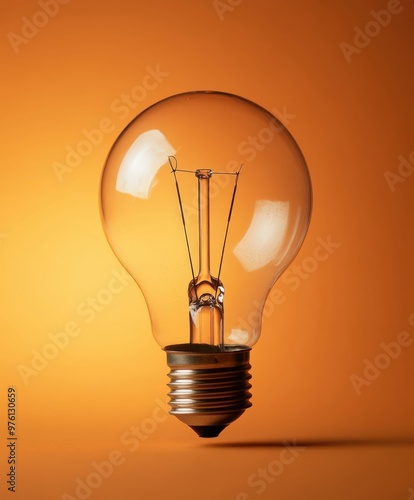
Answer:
[100,91,312,438]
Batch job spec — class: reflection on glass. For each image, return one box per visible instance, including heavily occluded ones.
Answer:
[233,200,289,272]
[116,129,175,199]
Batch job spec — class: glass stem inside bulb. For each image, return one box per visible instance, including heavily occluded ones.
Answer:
[188,169,224,348]
[198,169,212,281]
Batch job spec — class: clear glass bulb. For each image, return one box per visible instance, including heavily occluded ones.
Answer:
[100,91,312,438]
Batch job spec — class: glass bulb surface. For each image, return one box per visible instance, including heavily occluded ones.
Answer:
[100,91,312,436]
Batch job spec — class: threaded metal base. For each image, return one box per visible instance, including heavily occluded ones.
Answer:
[164,343,252,438]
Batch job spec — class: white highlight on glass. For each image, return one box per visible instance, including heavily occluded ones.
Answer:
[116,129,176,199]
[228,329,249,344]
[233,200,289,272]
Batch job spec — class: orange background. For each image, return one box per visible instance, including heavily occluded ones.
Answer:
[1,0,413,499]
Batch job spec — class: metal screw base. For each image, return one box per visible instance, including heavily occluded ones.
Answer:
[164,343,252,438]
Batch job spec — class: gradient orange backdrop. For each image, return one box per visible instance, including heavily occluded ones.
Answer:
[1,1,413,499]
